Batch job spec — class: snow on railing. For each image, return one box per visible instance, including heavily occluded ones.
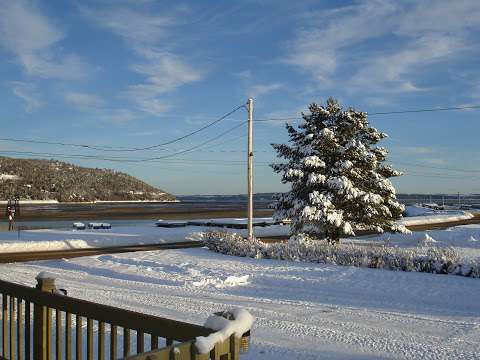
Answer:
[195,308,254,354]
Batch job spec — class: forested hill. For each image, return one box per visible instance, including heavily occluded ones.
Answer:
[0,156,176,202]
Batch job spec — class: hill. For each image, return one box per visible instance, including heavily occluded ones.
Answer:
[0,156,176,202]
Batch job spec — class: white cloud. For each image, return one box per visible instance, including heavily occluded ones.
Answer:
[393,146,435,155]
[100,109,138,124]
[284,0,397,83]
[350,34,463,93]
[285,0,480,96]
[125,51,203,115]
[83,6,204,116]
[9,81,42,112]
[131,51,203,93]
[421,158,448,166]
[80,7,173,47]
[0,1,88,80]
[248,83,284,98]
[64,92,103,109]
[235,70,252,80]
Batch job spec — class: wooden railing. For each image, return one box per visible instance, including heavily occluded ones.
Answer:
[0,274,245,359]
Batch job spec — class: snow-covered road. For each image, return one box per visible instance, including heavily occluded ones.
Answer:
[2,247,479,359]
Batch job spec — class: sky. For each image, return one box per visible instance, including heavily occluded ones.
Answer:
[0,0,480,195]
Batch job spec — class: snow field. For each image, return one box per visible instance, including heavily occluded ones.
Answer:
[0,208,474,253]
[1,247,479,359]
[0,223,289,253]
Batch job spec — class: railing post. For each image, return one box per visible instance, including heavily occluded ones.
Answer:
[34,273,56,360]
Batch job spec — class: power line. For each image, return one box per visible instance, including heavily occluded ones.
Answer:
[253,104,480,122]
[391,160,480,174]
[403,171,478,180]
[133,103,246,152]
[0,122,249,163]
[140,122,248,160]
[1,103,477,154]
[0,103,246,152]
[369,105,480,116]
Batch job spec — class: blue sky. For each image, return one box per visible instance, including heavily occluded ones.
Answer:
[1,0,480,195]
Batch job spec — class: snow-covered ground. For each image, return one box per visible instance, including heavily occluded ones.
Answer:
[2,246,479,359]
[349,224,480,261]
[0,206,475,253]
[0,223,289,253]
[401,205,474,226]
[1,209,479,358]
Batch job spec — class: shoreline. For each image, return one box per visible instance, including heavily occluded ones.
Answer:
[4,207,274,222]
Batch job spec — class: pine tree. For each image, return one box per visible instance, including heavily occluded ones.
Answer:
[271,98,407,243]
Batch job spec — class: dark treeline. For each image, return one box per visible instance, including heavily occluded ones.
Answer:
[0,156,175,202]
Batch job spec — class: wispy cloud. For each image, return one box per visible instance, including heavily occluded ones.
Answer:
[81,7,173,47]
[0,0,89,80]
[82,5,204,116]
[421,157,448,166]
[64,92,103,110]
[9,81,42,112]
[99,109,138,124]
[235,70,252,81]
[284,0,480,97]
[393,146,435,155]
[126,50,203,114]
[284,0,396,83]
[248,83,284,98]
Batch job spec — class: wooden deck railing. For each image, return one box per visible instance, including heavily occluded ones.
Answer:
[0,274,246,359]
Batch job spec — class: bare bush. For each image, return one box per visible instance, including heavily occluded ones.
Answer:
[202,231,480,278]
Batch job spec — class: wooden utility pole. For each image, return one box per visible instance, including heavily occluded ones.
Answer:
[247,98,254,240]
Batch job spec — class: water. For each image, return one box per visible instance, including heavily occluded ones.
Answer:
[2,194,479,232]
[0,219,157,232]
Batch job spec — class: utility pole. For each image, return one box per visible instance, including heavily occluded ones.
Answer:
[247,98,254,240]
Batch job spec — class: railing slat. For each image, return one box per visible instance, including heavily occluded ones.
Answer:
[123,328,130,357]
[136,331,144,354]
[25,301,31,360]
[65,312,72,360]
[17,298,23,360]
[0,277,235,360]
[110,324,117,360]
[87,318,93,360]
[98,321,105,360]
[10,296,15,360]
[0,279,211,342]
[76,315,82,360]
[55,309,61,360]
[2,294,6,358]
[47,307,52,360]
[230,334,240,360]
[151,335,158,350]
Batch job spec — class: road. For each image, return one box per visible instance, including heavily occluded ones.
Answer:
[0,241,203,263]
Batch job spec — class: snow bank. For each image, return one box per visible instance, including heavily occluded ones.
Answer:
[192,275,249,288]
[404,205,471,217]
[203,231,480,278]
[0,239,91,253]
[0,200,59,204]
[195,308,254,354]
[400,211,473,226]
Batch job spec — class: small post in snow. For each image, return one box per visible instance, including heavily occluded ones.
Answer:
[247,98,254,241]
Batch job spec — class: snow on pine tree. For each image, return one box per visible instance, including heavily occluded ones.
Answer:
[271,98,407,243]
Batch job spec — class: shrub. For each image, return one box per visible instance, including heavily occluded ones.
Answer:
[202,231,480,278]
